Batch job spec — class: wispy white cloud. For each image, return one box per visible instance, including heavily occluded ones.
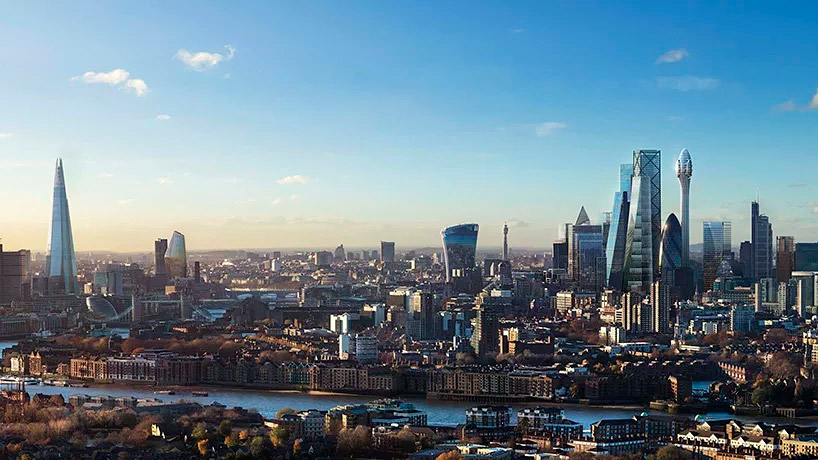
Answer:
[98,172,114,178]
[510,28,525,34]
[277,175,310,185]
[656,49,689,64]
[289,194,300,201]
[809,89,818,110]
[773,100,797,112]
[0,132,12,139]
[72,69,130,85]
[271,198,281,205]
[156,114,171,120]
[71,68,149,96]
[156,177,173,185]
[536,122,567,137]
[117,199,133,205]
[772,89,818,112]
[657,76,719,91]
[175,45,235,71]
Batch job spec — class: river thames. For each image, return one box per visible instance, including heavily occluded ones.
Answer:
[3,341,815,428]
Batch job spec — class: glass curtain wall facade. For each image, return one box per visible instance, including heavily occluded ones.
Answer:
[703,221,732,291]
[46,158,79,295]
[441,224,479,282]
[751,201,774,281]
[659,213,683,289]
[624,150,661,293]
[164,231,188,279]
[605,163,633,290]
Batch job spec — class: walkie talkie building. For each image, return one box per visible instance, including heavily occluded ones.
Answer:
[441,224,479,282]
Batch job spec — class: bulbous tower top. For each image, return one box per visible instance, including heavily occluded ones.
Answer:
[676,148,693,178]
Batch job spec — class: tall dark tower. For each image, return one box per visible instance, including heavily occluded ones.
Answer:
[502,223,509,261]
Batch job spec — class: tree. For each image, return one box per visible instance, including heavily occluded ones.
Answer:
[275,408,296,419]
[655,445,693,460]
[269,427,289,448]
[435,451,461,460]
[570,382,583,399]
[197,439,210,456]
[192,422,208,440]
[225,433,239,448]
[752,381,774,407]
[293,438,303,456]
[249,436,272,457]
[218,420,233,439]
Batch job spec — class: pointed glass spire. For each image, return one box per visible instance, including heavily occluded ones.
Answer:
[575,206,591,226]
[46,158,78,294]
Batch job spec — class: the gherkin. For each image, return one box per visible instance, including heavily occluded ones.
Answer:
[46,158,79,295]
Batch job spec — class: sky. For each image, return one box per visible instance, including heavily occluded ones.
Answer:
[1,2,817,252]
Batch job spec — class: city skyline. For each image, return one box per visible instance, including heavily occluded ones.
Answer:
[2,3,818,251]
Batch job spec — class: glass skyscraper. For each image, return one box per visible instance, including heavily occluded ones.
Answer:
[624,149,661,292]
[164,231,187,279]
[659,213,683,289]
[751,201,773,281]
[795,243,818,272]
[46,158,79,295]
[605,163,633,290]
[703,221,732,291]
[441,224,479,282]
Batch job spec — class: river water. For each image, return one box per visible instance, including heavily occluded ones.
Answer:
[2,341,815,428]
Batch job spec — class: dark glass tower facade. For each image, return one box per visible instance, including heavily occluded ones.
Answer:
[659,213,682,288]
[46,158,79,295]
[703,221,732,291]
[624,150,661,292]
[605,163,633,290]
[441,224,479,282]
[751,201,773,281]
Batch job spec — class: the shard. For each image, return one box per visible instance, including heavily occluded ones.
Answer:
[46,158,79,295]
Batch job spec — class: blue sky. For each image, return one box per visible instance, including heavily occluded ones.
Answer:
[1,2,817,252]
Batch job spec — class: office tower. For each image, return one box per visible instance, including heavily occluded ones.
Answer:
[793,273,815,318]
[751,201,774,281]
[703,221,732,291]
[193,261,201,283]
[380,241,395,264]
[164,231,187,279]
[739,241,752,279]
[552,241,568,270]
[0,245,29,304]
[754,278,777,313]
[334,244,346,262]
[650,279,672,334]
[624,149,661,293]
[777,236,796,283]
[470,294,503,355]
[502,223,509,261]
[675,149,693,267]
[659,214,682,289]
[606,164,633,290]
[154,238,168,276]
[46,158,79,295]
[621,292,642,332]
[407,291,436,340]
[568,207,605,291]
[730,305,754,332]
[441,224,479,282]
[795,243,818,271]
[314,251,332,266]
